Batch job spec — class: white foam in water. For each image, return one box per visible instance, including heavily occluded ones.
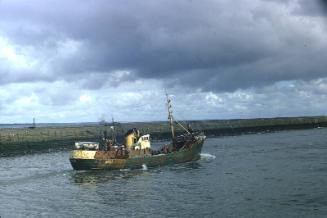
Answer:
[200,153,216,160]
[142,164,148,171]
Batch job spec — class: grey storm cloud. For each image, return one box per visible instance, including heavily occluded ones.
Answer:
[0,0,327,91]
[294,0,327,15]
[266,0,327,15]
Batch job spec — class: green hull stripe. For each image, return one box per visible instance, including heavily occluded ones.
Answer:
[70,139,204,170]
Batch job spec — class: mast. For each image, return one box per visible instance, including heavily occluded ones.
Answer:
[166,92,175,140]
[111,116,116,144]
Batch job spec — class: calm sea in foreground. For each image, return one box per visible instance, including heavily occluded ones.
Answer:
[0,128,327,217]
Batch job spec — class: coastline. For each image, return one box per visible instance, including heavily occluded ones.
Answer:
[1,116,327,156]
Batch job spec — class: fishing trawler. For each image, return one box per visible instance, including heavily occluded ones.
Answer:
[69,95,206,170]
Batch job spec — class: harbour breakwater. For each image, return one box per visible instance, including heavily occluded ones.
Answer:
[1,116,327,156]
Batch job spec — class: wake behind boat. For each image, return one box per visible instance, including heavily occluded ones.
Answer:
[69,94,206,170]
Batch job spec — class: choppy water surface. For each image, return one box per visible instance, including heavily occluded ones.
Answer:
[1,128,327,217]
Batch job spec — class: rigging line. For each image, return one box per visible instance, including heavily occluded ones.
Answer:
[173,116,191,134]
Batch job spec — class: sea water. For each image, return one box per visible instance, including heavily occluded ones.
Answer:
[0,128,327,217]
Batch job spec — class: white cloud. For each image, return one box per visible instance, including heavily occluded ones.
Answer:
[0,36,37,71]
[79,94,91,103]
[0,77,327,123]
[205,92,223,106]
[57,39,83,58]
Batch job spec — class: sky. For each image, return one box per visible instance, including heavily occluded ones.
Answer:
[0,0,327,123]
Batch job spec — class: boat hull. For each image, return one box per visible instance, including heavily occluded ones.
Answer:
[70,137,204,170]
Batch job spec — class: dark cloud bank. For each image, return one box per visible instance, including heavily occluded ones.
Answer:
[0,0,327,92]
